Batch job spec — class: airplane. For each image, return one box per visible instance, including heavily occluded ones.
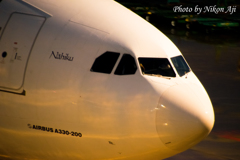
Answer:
[0,0,214,159]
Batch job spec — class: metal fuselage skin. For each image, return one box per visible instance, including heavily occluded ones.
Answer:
[0,0,214,159]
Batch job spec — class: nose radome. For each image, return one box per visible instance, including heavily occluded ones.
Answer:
[156,84,214,152]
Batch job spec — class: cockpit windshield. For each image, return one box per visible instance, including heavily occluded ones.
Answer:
[138,58,176,77]
[171,55,190,76]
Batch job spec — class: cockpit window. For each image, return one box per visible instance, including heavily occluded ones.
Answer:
[171,55,190,77]
[91,51,120,74]
[138,58,176,77]
[114,54,137,75]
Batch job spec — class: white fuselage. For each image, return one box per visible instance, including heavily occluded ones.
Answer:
[0,0,214,159]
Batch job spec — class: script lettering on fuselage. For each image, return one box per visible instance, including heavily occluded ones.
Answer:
[28,124,82,137]
[49,51,74,61]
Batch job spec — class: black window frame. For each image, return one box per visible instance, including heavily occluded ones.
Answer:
[171,55,190,77]
[114,54,137,75]
[90,51,120,74]
[138,57,176,77]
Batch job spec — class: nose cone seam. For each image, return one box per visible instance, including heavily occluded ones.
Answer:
[156,84,214,151]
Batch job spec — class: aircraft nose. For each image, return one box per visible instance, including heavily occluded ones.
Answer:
[156,84,214,151]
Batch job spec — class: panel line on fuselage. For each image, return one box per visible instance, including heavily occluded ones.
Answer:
[69,20,110,34]
[0,89,26,96]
